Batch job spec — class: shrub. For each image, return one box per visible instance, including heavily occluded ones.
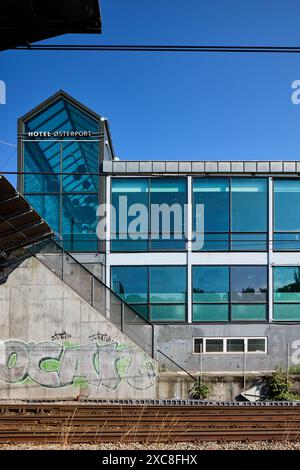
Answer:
[190,382,209,400]
[268,367,296,401]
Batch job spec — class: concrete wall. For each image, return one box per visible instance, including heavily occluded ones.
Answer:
[156,324,300,373]
[0,257,157,400]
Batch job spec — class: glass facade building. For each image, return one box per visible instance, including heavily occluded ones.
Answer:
[17,91,300,371]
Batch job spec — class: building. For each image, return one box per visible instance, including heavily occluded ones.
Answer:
[17,90,300,378]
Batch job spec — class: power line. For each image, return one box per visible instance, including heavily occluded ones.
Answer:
[12,44,300,53]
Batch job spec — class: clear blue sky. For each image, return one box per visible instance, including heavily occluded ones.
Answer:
[2,0,300,185]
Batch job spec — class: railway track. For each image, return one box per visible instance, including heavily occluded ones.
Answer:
[0,404,299,443]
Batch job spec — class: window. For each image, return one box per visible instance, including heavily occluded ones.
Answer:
[111,178,187,252]
[193,178,229,251]
[193,265,267,322]
[23,96,100,253]
[274,180,300,250]
[192,266,229,321]
[111,266,187,322]
[193,337,267,354]
[231,179,267,251]
[274,267,300,320]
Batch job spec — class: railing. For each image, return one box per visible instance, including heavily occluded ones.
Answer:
[28,238,155,358]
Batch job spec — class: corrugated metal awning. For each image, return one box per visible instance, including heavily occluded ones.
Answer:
[0,175,53,257]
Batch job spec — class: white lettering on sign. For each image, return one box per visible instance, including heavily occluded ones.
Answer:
[27,131,93,138]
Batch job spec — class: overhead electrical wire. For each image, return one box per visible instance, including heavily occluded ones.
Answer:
[12,44,300,53]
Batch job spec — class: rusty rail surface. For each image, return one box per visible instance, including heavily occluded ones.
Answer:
[0,404,300,443]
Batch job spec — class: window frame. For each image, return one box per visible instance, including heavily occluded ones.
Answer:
[273,178,300,252]
[193,337,267,354]
[111,265,188,323]
[273,265,300,321]
[192,265,268,323]
[192,176,269,253]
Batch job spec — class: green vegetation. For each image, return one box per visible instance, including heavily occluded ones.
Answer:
[190,382,209,400]
[268,368,297,401]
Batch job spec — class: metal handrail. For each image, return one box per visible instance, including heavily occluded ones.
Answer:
[28,237,155,357]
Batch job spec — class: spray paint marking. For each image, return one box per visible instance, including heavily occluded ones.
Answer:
[0,341,156,390]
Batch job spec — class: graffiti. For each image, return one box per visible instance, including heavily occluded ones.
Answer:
[0,341,156,391]
[88,332,115,343]
[51,331,72,341]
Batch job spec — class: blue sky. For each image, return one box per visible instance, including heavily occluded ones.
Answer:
[2,0,300,184]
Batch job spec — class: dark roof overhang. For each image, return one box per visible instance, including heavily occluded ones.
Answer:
[1,0,101,51]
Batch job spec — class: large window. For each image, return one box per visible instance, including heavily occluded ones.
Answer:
[274,267,300,320]
[22,96,100,252]
[274,180,300,250]
[193,178,268,251]
[111,266,187,322]
[111,178,187,252]
[193,266,267,322]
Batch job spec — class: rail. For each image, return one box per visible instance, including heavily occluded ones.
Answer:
[28,238,155,358]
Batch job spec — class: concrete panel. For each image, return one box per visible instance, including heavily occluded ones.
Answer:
[218,162,231,172]
[126,161,139,173]
[179,162,192,173]
[112,161,126,173]
[152,162,166,173]
[165,161,179,173]
[243,162,257,173]
[102,161,112,173]
[139,161,153,173]
[191,162,205,173]
[283,161,296,172]
[205,162,218,172]
[257,162,270,172]
[231,162,244,173]
[270,161,283,173]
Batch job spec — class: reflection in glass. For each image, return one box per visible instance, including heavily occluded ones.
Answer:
[193,266,229,302]
[231,266,267,302]
[274,267,300,302]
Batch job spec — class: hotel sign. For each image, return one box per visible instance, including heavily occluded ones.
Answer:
[26,131,94,138]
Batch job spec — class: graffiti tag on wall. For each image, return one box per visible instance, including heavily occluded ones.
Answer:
[0,341,156,390]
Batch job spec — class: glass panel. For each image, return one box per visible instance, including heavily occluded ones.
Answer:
[274,304,300,321]
[231,233,267,251]
[130,304,149,319]
[150,304,186,321]
[25,195,60,233]
[62,141,99,193]
[62,194,98,252]
[193,178,229,251]
[274,267,300,302]
[111,267,148,303]
[194,338,203,354]
[274,180,300,232]
[111,178,149,252]
[150,267,186,303]
[227,339,244,352]
[231,178,267,233]
[274,233,300,251]
[150,179,186,251]
[62,252,92,304]
[247,338,266,353]
[206,339,224,353]
[193,266,229,302]
[231,266,267,302]
[200,233,229,252]
[193,304,229,322]
[231,304,266,321]
[24,142,61,193]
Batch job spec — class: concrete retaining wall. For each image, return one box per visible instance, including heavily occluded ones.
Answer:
[0,257,157,400]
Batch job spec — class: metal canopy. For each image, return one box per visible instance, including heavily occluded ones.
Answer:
[0,175,53,258]
[1,0,102,51]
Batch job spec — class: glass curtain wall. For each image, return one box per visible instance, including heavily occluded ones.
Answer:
[111,178,187,251]
[193,178,268,251]
[111,266,187,321]
[274,180,300,250]
[23,97,100,252]
[193,266,267,321]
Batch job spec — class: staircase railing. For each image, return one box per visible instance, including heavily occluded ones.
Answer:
[28,238,155,358]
